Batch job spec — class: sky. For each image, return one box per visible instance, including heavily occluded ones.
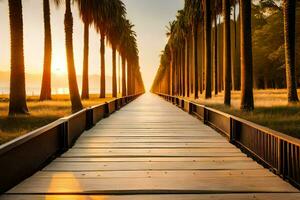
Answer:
[0,0,183,91]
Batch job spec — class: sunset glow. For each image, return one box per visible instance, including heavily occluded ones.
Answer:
[0,0,183,90]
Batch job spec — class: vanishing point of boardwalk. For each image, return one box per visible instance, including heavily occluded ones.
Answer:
[1,94,300,199]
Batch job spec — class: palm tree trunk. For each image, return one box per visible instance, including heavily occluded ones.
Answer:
[127,62,132,95]
[173,51,176,95]
[185,37,190,97]
[118,54,121,94]
[193,23,199,99]
[235,1,241,91]
[214,10,218,95]
[40,0,52,101]
[283,0,299,102]
[190,35,194,94]
[223,0,231,106]
[8,0,28,115]
[170,48,174,96]
[181,46,185,97]
[122,56,127,96]
[112,47,117,98]
[64,0,83,112]
[218,18,223,92]
[81,22,89,99]
[199,26,203,95]
[100,33,106,98]
[240,0,254,111]
[179,49,182,96]
[205,0,212,99]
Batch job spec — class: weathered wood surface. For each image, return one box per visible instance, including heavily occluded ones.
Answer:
[2,94,299,199]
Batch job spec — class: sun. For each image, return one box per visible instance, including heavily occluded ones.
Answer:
[51,53,67,75]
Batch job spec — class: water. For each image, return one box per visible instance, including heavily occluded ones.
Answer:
[0,87,111,96]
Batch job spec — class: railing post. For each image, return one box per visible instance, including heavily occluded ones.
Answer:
[85,108,94,130]
[60,121,69,153]
[278,139,283,176]
[230,117,236,143]
[188,102,193,114]
[203,107,208,124]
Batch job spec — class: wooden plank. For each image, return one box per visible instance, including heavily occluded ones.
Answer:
[92,125,213,129]
[80,136,224,139]
[54,156,251,162]
[7,177,297,194]
[61,148,243,157]
[43,161,261,171]
[73,142,234,149]
[2,194,300,200]
[34,169,275,178]
[76,138,227,143]
[82,129,220,137]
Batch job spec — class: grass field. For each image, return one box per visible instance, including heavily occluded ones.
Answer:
[0,94,114,145]
[1,90,300,145]
[187,89,300,139]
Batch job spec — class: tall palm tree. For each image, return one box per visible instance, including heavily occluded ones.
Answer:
[40,0,54,101]
[240,0,254,111]
[64,0,83,111]
[93,0,109,98]
[119,20,135,96]
[174,10,187,97]
[107,0,126,98]
[223,0,231,106]
[77,0,94,99]
[186,0,202,99]
[283,0,299,102]
[204,0,212,99]
[127,40,139,95]
[166,21,176,96]
[8,0,29,115]
[213,0,221,95]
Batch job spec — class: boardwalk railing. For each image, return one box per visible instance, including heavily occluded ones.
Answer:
[0,93,142,193]
[156,93,300,189]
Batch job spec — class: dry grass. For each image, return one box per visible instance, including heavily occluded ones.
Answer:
[186,89,300,139]
[0,94,115,145]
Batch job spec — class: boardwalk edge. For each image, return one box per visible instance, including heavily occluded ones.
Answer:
[155,92,300,190]
[0,93,143,194]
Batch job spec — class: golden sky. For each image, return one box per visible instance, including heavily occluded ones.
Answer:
[0,0,183,90]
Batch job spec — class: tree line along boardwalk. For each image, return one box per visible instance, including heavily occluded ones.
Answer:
[1,94,300,199]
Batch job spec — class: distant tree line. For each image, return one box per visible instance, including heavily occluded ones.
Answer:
[151,0,299,111]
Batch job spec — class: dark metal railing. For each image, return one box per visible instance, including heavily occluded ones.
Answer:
[156,92,300,189]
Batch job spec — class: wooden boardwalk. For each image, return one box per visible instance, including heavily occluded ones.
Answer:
[2,94,300,199]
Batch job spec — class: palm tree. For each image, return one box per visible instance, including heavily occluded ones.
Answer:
[204,0,212,99]
[185,0,202,99]
[64,0,83,111]
[127,39,139,95]
[283,0,299,103]
[240,0,254,111]
[93,0,109,98]
[40,0,54,101]
[8,0,29,115]
[77,0,94,99]
[223,0,231,106]
[119,20,135,96]
[107,0,126,98]
[166,21,176,96]
[174,10,187,97]
[213,0,221,95]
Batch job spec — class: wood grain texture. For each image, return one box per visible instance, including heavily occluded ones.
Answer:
[3,94,298,198]
[2,194,300,200]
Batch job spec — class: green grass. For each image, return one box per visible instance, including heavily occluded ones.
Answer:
[0,94,114,145]
[188,89,300,139]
